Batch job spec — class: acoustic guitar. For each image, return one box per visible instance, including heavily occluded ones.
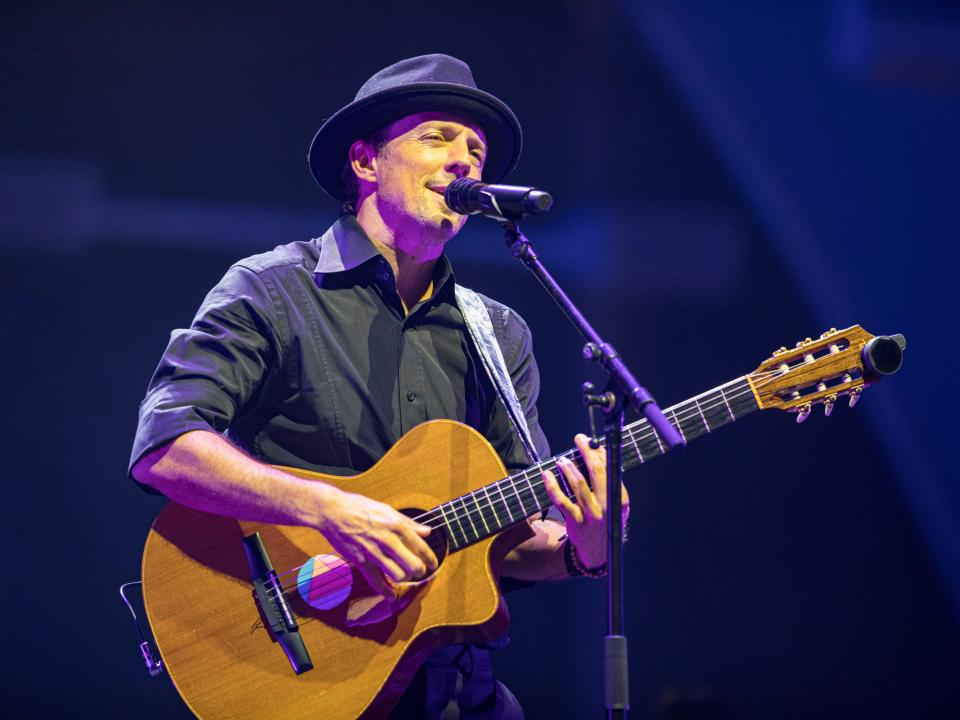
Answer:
[141,325,904,719]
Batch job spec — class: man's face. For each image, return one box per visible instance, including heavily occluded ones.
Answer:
[363,111,487,252]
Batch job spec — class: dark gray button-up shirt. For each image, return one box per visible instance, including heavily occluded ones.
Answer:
[130,215,549,485]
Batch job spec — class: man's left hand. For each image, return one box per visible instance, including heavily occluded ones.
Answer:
[542,433,630,571]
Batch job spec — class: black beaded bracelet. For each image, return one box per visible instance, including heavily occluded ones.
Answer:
[563,539,607,579]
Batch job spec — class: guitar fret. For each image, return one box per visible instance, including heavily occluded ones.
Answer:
[494,479,515,523]
[448,500,470,545]
[481,485,504,531]
[731,379,759,418]
[458,496,478,541]
[627,430,644,463]
[719,385,735,422]
[669,408,686,443]
[700,388,732,432]
[554,457,573,497]
[471,491,491,535]
[693,397,710,432]
[675,401,710,443]
[522,470,540,514]
[438,502,464,549]
[510,477,529,516]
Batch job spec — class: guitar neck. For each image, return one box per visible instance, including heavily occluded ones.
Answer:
[620,375,759,472]
[437,376,760,551]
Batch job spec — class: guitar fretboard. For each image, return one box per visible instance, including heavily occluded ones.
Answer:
[432,376,759,551]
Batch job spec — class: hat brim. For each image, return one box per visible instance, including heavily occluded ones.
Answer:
[308,82,522,201]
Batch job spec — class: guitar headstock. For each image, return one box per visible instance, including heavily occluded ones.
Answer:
[748,325,906,422]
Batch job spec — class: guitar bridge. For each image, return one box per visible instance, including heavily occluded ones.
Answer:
[242,532,314,675]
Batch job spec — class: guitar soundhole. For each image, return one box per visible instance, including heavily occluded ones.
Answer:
[401,507,449,580]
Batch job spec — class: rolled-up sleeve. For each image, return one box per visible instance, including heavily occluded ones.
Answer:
[128,264,283,482]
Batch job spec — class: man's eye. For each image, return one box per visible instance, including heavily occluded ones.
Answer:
[422,133,445,142]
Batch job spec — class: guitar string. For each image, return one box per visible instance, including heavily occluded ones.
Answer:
[283,384,759,605]
[284,365,835,606]
[275,370,790,597]
[277,370,782,598]
[275,371,780,594]
[378,372,772,534]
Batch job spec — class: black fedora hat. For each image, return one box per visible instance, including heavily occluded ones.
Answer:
[308,54,522,201]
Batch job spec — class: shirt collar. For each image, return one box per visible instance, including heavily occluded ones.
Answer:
[314,215,457,298]
[315,214,382,274]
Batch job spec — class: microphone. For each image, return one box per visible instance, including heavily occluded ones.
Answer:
[444,178,553,220]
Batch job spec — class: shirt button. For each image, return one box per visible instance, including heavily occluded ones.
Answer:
[406,391,417,402]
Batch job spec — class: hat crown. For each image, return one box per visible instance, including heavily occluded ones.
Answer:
[354,54,478,101]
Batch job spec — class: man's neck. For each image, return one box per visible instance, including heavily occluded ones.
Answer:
[356,201,443,314]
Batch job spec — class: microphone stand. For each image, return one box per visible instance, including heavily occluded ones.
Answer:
[498,218,684,720]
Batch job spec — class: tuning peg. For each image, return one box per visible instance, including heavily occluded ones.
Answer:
[848,388,862,408]
[824,394,837,417]
[772,346,788,357]
[795,403,812,423]
[820,328,837,339]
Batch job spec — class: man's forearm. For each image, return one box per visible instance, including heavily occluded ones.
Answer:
[134,430,440,596]
[131,430,334,527]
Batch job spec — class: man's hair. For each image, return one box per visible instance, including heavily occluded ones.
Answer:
[339,125,393,215]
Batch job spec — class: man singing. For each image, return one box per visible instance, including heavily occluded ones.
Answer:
[131,54,627,719]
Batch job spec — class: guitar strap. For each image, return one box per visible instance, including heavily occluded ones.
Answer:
[454,285,541,465]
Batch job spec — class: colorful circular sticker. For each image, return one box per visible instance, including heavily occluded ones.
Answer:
[296,554,352,610]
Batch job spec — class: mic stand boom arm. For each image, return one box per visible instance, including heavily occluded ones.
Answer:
[500,219,684,720]
[501,221,683,449]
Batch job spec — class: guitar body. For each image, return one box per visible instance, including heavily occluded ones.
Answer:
[141,420,532,720]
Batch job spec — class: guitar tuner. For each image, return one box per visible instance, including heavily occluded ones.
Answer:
[824,394,838,416]
[795,403,812,423]
[820,328,838,339]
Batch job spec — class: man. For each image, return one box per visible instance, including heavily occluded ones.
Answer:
[130,54,628,719]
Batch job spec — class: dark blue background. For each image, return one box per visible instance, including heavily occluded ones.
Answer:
[2,2,957,718]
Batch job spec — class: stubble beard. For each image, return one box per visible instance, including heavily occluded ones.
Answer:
[387,192,465,261]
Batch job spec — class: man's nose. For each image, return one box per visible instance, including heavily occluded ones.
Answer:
[445,140,475,178]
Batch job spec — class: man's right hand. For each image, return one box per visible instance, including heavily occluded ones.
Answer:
[133,431,438,600]
[315,487,439,600]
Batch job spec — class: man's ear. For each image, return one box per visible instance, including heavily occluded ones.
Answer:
[348,139,378,184]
